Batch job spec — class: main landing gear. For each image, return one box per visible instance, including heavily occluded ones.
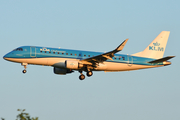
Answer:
[79,70,93,80]
[87,71,93,77]
[79,74,85,80]
[21,63,28,74]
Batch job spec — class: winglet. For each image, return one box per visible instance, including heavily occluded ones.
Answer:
[115,39,129,52]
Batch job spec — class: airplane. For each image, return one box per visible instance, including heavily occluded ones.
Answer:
[3,31,175,80]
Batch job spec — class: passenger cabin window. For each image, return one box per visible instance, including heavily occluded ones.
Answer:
[58,52,59,54]
[84,55,86,57]
[66,53,68,55]
[53,52,55,54]
[88,55,90,57]
[122,57,125,60]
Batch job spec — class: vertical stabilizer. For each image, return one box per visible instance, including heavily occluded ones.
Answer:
[132,31,170,59]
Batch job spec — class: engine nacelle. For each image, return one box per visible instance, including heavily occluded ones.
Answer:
[53,60,83,70]
[65,60,83,69]
[53,67,74,75]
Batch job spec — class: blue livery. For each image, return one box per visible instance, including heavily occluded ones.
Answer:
[3,31,175,80]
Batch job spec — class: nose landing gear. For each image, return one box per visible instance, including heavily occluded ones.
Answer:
[21,63,28,74]
[22,69,27,73]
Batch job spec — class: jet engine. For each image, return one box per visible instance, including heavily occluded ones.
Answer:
[53,67,74,75]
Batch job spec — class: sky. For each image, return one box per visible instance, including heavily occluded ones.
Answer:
[0,0,179,120]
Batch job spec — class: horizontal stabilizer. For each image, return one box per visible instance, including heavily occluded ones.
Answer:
[148,56,175,63]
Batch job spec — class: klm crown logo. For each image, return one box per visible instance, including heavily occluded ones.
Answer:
[149,42,164,51]
[153,42,160,46]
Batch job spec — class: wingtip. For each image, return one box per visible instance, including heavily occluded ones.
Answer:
[124,38,129,42]
[125,38,129,42]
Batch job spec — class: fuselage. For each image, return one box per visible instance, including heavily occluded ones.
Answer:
[3,31,174,80]
[3,46,169,72]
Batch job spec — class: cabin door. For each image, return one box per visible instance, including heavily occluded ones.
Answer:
[128,55,133,66]
[30,47,36,57]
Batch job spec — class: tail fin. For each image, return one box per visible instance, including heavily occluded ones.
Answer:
[132,31,170,59]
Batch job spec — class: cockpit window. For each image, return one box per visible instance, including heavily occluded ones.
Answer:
[13,48,23,51]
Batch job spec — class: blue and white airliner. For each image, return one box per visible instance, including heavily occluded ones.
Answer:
[3,31,175,80]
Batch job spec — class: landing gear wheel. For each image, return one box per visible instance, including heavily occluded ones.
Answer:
[87,71,93,77]
[22,69,27,74]
[79,74,85,80]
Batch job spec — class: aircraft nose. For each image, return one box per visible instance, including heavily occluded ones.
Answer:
[3,53,10,60]
[3,54,8,60]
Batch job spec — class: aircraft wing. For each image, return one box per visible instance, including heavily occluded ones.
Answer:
[80,39,128,65]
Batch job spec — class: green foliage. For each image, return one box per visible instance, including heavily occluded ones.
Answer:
[16,109,38,120]
[1,109,38,120]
